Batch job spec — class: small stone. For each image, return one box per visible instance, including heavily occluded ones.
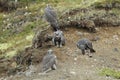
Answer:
[76,32,83,36]
[3,15,6,17]
[113,48,119,52]
[25,71,32,77]
[113,35,119,40]
[74,58,77,61]
[91,65,94,67]
[95,28,99,31]
[91,36,100,41]
[38,72,46,76]
[74,62,76,64]
[68,17,71,19]
[0,77,5,80]
[83,33,89,36]
[25,6,28,9]
[94,59,97,61]
[70,71,76,75]
[101,60,104,63]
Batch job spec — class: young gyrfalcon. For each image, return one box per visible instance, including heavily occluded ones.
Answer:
[42,49,57,73]
[77,38,96,57]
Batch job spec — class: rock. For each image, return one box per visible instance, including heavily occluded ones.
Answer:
[83,32,89,36]
[25,70,32,77]
[38,72,46,76]
[91,36,100,41]
[94,59,97,62]
[113,35,119,40]
[0,77,5,80]
[24,65,36,77]
[70,71,76,75]
[95,28,99,32]
[74,57,77,61]
[32,27,50,48]
[91,65,94,67]
[76,31,83,36]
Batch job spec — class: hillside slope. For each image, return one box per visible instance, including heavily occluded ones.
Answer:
[0,0,120,80]
[1,27,120,80]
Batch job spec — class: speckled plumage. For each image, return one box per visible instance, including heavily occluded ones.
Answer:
[42,49,57,72]
[77,38,95,56]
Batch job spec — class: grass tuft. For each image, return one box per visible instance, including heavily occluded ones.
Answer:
[100,68,120,79]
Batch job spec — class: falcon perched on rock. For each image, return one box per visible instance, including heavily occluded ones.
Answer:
[42,49,57,73]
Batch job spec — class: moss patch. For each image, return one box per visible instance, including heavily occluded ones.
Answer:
[100,68,120,79]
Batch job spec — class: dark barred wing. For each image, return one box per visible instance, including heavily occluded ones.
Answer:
[46,6,57,19]
[44,8,57,23]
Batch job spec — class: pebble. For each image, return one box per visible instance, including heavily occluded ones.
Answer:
[0,77,5,80]
[91,36,100,41]
[25,71,32,77]
[74,57,77,61]
[83,33,89,36]
[94,59,97,62]
[113,35,119,40]
[101,60,104,63]
[38,72,46,76]
[76,32,83,36]
[91,65,94,67]
[70,71,76,75]
[113,48,119,52]
[95,28,99,31]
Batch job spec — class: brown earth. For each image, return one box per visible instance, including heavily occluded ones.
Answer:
[1,26,120,80]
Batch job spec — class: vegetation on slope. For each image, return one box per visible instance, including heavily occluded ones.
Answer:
[100,68,120,79]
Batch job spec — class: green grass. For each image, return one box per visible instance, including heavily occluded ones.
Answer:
[0,21,36,58]
[100,68,120,79]
[91,0,120,8]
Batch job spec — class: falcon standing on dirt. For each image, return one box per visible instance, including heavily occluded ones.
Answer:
[77,38,96,57]
[42,49,57,73]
